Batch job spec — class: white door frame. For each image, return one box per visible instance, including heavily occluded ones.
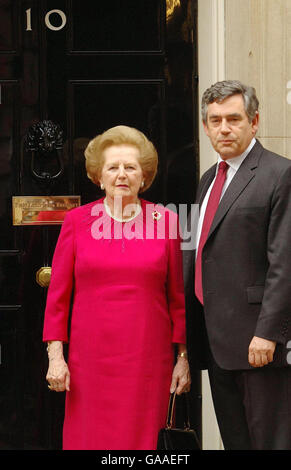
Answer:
[198,0,225,450]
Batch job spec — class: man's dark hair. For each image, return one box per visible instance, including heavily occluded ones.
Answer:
[202,80,259,123]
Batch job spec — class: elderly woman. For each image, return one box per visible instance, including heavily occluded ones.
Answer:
[43,125,190,450]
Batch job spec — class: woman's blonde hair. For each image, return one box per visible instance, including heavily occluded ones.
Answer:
[84,125,158,193]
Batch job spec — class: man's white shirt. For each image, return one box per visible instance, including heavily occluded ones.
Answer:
[195,138,256,253]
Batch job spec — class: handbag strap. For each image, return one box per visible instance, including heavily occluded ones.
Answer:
[183,393,191,430]
[166,391,191,430]
[166,391,176,429]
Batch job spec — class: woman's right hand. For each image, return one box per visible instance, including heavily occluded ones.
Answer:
[46,357,70,392]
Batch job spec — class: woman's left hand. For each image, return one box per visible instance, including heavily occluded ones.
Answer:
[170,356,191,395]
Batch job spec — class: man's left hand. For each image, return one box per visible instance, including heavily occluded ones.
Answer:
[248,336,276,367]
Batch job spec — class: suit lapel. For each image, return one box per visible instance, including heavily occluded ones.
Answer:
[207,140,263,240]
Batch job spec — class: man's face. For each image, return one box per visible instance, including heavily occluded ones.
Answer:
[203,94,259,160]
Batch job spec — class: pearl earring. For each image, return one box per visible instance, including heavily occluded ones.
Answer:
[141,181,144,188]
[100,183,104,190]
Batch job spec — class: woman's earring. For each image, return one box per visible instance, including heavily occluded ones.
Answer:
[100,183,104,190]
[141,181,145,188]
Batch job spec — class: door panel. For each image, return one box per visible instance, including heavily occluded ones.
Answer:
[0,329,16,448]
[68,80,166,203]
[0,0,18,52]
[69,0,164,52]
[0,0,200,449]
[0,81,20,247]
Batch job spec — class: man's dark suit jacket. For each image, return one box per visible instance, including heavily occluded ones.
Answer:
[184,140,291,371]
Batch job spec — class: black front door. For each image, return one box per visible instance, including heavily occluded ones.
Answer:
[0,0,200,449]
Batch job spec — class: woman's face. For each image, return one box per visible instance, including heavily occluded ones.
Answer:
[100,144,144,203]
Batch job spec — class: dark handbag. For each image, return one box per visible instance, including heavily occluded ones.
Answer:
[157,391,201,450]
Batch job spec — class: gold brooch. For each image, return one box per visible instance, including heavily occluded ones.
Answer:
[152,210,162,221]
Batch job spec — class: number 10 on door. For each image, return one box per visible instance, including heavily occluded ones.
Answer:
[25,8,67,31]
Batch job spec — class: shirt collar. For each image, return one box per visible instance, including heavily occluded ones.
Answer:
[217,138,256,172]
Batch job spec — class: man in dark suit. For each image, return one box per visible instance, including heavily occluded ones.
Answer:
[184,80,291,449]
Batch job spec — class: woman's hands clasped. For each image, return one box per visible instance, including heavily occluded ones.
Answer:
[170,354,191,395]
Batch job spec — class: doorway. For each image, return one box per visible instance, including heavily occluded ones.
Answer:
[0,0,199,449]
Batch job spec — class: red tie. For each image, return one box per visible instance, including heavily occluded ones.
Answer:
[195,161,228,304]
